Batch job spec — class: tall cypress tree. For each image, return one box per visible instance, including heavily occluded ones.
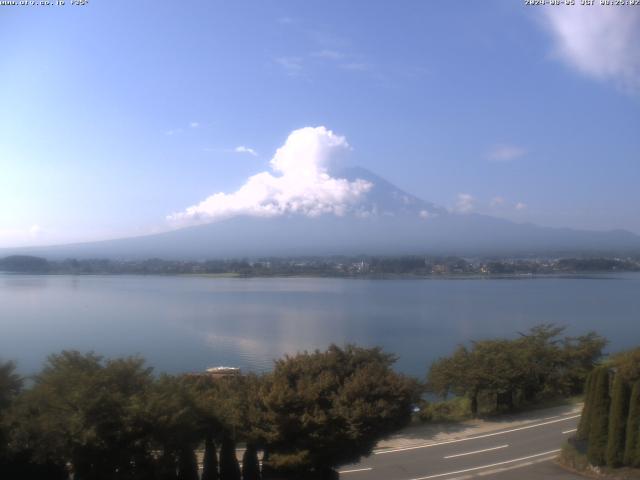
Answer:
[260,450,274,480]
[177,448,199,480]
[219,437,241,480]
[157,452,179,480]
[624,381,640,467]
[606,374,630,467]
[202,433,219,480]
[577,370,595,441]
[587,367,611,466]
[241,444,260,480]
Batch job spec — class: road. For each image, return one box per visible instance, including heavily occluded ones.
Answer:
[338,411,581,480]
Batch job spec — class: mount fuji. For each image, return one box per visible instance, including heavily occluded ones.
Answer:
[3,166,639,260]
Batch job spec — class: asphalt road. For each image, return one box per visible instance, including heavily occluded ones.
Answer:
[338,411,581,480]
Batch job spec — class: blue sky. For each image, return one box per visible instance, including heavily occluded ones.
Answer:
[1,1,638,247]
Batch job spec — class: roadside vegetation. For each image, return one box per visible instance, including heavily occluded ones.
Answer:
[0,345,418,480]
[561,347,640,476]
[426,324,606,418]
[0,325,617,479]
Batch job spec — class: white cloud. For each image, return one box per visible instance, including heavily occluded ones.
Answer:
[234,146,258,157]
[541,5,640,92]
[419,210,432,220]
[455,193,475,214]
[0,224,45,247]
[487,145,526,162]
[489,196,527,212]
[340,62,370,71]
[189,121,200,128]
[312,49,345,60]
[490,196,505,207]
[168,127,373,226]
[275,56,303,76]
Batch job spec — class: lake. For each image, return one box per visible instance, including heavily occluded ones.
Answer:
[1,273,639,378]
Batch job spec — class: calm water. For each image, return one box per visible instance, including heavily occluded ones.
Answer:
[1,273,639,377]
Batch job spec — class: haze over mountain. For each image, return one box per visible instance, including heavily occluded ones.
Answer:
[2,164,638,260]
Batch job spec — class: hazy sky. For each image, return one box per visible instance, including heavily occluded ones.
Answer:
[1,1,639,247]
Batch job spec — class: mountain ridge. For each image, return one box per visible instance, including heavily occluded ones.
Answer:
[2,167,639,259]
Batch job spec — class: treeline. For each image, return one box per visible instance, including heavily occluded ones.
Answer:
[574,347,640,469]
[1,255,639,276]
[427,325,607,416]
[0,345,418,480]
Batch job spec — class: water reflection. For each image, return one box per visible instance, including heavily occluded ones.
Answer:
[1,273,638,377]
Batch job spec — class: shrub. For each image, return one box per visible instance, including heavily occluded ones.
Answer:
[606,374,630,467]
[624,381,640,467]
[587,367,611,466]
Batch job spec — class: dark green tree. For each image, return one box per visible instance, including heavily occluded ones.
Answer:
[428,346,482,416]
[219,436,241,480]
[142,375,203,480]
[577,370,595,441]
[624,381,640,467]
[0,361,29,478]
[612,348,640,384]
[202,433,219,480]
[241,444,260,480]
[473,339,528,411]
[606,374,630,467]
[0,360,22,411]
[559,332,607,396]
[177,447,199,480]
[260,345,419,477]
[587,367,611,466]
[517,324,565,401]
[7,351,154,480]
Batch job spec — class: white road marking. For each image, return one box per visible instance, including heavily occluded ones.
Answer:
[338,467,373,474]
[536,415,561,421]
[375,415,579,455]
[562,428,577,434]
[408,449,561,480]
[444,444,509,459]
[476,454,557,476]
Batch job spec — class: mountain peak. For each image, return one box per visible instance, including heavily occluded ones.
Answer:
[333,166,446,218]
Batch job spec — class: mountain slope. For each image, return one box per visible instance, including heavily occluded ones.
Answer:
[3,167,639,259]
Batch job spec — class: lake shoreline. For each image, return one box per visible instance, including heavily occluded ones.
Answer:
[0,270,630,280]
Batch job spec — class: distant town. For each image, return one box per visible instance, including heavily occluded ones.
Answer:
[1,254,639,277]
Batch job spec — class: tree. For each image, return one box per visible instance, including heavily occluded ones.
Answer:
[260,345,419,477]
[517,324,565,401]
[606,374,630,467]
[559,332,607,395]
[429,339,530,415]
[241,444,260,480]
[471,339,528,411]
[576,370,595,441]
[202,433,219,480]
[0,360,22,456]
[6,351,156,480]
[0,255,50,273]
[427,325,606,418]
[177,447,199,480]
[428,346,481,416]
[0,361,22,411]
[142,375,204,480]
[612,348,640,384]
[624,381,640,467]
[0,361,27,478]
[219,436,241,480]
[587,367,611,466]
